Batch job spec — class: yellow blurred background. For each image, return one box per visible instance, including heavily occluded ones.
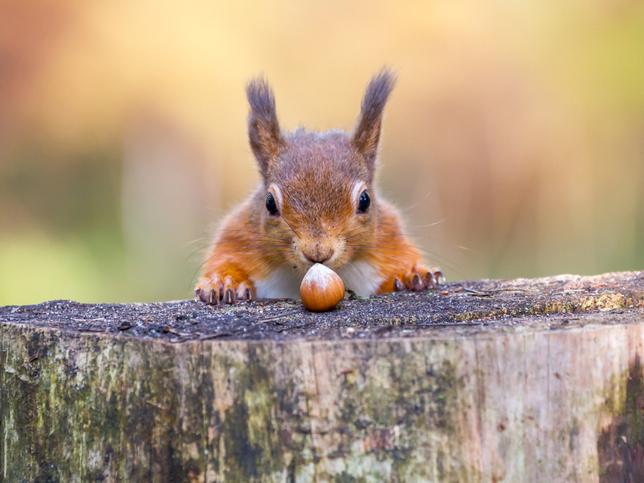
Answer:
[1,1,642,304]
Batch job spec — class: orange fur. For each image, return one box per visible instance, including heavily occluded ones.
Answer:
[364,201,422,293]
[195,70,442,304]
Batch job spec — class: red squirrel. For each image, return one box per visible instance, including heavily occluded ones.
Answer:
[195,70,442,304]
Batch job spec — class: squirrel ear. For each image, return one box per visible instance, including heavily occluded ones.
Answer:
[246,77,284,176]
[352,69,396,169]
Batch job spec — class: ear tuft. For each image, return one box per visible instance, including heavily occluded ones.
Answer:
[246,77,283,176]
[352,68,396,168]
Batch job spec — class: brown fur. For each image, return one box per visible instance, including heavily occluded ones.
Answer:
[196,69,441,304]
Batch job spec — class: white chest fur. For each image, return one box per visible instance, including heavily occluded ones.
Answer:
[254,260,383,300]
[254,266,303,300]
[336,260,383,298]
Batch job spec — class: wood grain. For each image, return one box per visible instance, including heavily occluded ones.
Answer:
[1,272,643,481]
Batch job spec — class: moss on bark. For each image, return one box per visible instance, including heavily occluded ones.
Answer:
[0,271,643,481]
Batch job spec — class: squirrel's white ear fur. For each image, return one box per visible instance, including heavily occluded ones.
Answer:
[246,77,284,177]
[352,69,396,170]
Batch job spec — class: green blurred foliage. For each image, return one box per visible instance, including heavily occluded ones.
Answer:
[0,1,642,304]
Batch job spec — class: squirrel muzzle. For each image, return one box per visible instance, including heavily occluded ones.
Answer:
[299,239,336,265]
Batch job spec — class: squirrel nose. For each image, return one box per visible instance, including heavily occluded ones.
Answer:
[304,246,334,264]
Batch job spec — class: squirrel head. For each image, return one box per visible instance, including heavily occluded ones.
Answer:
[246,69,395,273]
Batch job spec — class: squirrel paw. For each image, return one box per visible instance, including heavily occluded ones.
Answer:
[195,275,255,305]
[393,266,444,292]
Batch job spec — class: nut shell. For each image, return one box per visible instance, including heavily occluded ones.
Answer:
[300,264,345,312]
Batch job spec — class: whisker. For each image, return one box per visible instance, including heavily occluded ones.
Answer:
[407,218,446,229]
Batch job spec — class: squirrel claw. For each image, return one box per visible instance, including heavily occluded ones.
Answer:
[236,282,253,301]
[424,271,437,289]
[393,278,405,291]
[396,266,443,293]
[195,275,255,305]
[411,273,424,291]
[432,269,445,284]
[195,287,220,305]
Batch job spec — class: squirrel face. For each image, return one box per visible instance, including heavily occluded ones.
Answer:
[247,70,395,274]
[261,131,375,273]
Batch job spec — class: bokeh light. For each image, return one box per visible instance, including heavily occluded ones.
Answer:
[1,1,642,304]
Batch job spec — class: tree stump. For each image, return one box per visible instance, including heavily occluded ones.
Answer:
[1,271,643,482]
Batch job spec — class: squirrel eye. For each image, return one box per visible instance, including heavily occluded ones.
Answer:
[357,190,370,214]
[265,192,279,216]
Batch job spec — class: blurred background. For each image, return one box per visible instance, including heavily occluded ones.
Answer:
[1,1,642,304]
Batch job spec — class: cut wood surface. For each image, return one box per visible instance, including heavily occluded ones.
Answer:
[1,271,643,481]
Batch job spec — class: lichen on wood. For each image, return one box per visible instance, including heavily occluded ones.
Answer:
[1,271,643,481]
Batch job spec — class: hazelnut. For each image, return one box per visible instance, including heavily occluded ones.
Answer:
[300,263,345,312]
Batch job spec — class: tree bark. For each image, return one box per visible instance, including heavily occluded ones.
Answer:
[1,271,643,482]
